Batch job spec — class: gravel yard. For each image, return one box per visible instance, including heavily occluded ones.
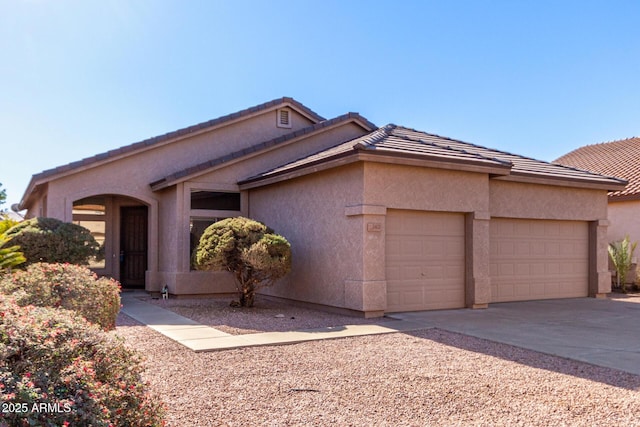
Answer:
[140,296,392,334]
[115,311,640,426]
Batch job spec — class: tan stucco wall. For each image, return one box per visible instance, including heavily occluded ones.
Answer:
[27,107,318,292]
[248,163,366,310]
[489,180,607,220]
[248,162,494,315]
[363,163,490,212]
[607,200,640,245]
[192,122,367,186]
[606,200,640,284]
[249,161,612,315]
[168,122,370,295]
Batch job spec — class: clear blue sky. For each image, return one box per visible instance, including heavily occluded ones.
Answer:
[2,0,639,207]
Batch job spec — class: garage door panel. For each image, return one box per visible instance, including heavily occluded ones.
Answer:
[386,210,465,312]
[490,218,588,303]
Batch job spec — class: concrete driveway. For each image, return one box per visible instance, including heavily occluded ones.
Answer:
[388,296,640,376]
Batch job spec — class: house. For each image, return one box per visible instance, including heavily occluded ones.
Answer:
[20,98,626,317]
[555,138,640,247]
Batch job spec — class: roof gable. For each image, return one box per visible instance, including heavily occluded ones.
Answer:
[149,112,376,190]
[240,125,627,191]
[554,137,640,200]
[20,97,324,208]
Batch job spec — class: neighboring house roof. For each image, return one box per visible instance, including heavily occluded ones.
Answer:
[150,112,376,191]
[554,137,640,201]
[240,124,628,190]
[20,97,325,209]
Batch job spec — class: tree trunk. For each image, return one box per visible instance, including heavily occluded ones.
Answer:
[239,283,256,307]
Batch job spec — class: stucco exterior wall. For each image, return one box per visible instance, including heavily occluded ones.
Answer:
[167,121,369,295]
[192,122,367,186]
[363,163,490,212]
[256,162,611,313]
[23,108,319,292]
[607,200,640,244]
[248,163,365,310]
[489,180,607,220]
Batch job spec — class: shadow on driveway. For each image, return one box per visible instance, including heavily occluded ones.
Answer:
[389,298,640,389]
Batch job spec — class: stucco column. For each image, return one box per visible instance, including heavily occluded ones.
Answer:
[466,211,491,308]
[590,219,611,298]
[344,204,387,317]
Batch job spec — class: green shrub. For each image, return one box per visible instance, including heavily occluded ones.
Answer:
[0,234,25,275]
[195,216,291,307]
[0,263,121,330]
[0,298,165,427]
[0,218,20,235]
[0,219,26,274]
[4,217,99,266]
[609,236,638,293]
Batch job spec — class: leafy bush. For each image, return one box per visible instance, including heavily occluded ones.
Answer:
[0,263,121,330]
[609,236,638,293]
[0,235,25,275]
[0,298,165,427]
[0,219,26,274]
[195,217,291,307]
[0,218,20,235]
[4,217,99,266]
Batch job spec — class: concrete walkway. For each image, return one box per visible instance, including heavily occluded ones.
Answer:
[120,293,427,352]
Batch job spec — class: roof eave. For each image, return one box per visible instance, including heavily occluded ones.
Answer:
[494,171,628,191]
[239,151,360,190]
[20,97,324,203]
[608,193,640,202]
[354,148,513,176]
[239,148,513,190]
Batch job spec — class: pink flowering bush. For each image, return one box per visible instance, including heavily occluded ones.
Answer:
[0,298,165,426]
[0,263,121,330]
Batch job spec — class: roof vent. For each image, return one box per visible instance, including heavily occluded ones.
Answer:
[277,108,292,128]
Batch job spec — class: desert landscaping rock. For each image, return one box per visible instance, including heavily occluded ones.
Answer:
[142,296,392,335]
[115,312,640,426]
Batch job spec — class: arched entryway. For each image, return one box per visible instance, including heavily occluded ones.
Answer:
[73,194,151,289]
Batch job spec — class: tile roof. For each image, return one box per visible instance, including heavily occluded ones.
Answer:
[554,137,640,199]
[240,125,627,189]
[28,97,324,184]
[150,112,376,190]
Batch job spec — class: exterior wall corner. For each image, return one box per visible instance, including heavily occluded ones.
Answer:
[589,220,611,296]
[344,280,387,315]
[465,212,491,307]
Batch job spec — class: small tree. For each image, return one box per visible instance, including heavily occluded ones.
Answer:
[195,217,291,307]
[3,217,99,266]
[608,236,638,293]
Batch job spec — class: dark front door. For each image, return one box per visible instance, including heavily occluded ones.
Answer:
[120,206,148,288]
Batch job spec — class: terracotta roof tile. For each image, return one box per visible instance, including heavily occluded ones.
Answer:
[241,125,626,189]
[554,137,640,199]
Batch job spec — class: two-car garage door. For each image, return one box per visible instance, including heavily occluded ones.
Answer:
[385,210,589,312]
